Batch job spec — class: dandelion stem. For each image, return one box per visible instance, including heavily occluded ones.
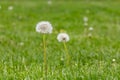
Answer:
[43,34,47,80]
[63,42,69,66]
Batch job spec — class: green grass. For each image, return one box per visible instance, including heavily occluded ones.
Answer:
[0,0,120,80]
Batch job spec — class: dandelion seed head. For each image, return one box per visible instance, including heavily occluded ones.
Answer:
[19,42,24,46]
[8,6,13,10]
[36,21,53,34]
[48,0,52,5]
[112,59,116,62]
[89,27,94,31]
[57,33,70,42]
[83,16,88,22]
[60,57,64,61]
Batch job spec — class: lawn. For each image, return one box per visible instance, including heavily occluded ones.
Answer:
[0,0,120,80]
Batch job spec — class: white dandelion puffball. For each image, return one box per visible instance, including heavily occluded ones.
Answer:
[48,0,52,5]
[36,21,53,34]
[112,59,116,62]
[89,27,94,31]
[8,6,13,10]
[57,33,70,42]
[83,16,88,22]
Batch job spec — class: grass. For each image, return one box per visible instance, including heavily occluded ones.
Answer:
[0,0,120,80]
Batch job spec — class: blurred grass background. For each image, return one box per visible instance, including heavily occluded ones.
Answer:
[0,0,120,79]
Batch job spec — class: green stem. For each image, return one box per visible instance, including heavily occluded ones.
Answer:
[43,34,47,80]
[63,42,69,66]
